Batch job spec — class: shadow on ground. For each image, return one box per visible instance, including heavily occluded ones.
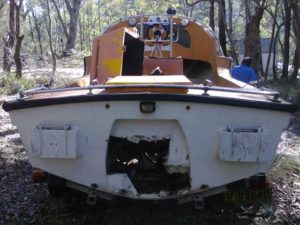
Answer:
[35,191,273,225]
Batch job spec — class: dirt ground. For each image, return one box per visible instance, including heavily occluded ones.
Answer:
[0,97,299,225]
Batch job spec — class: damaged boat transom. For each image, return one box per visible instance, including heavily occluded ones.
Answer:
[107,136,190,194]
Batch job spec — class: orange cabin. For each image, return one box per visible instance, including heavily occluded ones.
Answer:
[80,15,247,89]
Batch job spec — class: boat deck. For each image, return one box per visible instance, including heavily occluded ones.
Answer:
[2,81,297,113]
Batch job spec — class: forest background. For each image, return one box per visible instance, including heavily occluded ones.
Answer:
[0,1,299,224]
[0,0,299,100]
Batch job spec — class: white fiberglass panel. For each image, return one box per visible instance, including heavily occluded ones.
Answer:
[9,100,290,199]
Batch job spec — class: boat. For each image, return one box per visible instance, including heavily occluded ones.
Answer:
[2,12,297,207]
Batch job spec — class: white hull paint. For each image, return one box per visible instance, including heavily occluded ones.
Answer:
[10,100,290,199]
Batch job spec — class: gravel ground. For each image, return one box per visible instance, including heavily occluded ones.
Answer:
[0,99,299,225]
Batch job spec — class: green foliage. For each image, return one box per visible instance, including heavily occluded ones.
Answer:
[266,79,300,104]
[77,0,183,51]
[0,73,46,95]
[271,154,300,180]
[0,0,298,84]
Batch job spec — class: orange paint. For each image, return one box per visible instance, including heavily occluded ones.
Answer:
[87,16,244,88]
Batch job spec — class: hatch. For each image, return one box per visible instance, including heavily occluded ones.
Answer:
[106,119,190,195]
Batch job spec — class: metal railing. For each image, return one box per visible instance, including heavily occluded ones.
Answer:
[20,84,280,102]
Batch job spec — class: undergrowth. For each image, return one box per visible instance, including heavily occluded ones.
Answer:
[0,73,48,95]
[264,79,300,105]
[271,154,300,180]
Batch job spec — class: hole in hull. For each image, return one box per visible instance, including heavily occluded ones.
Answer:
[107,136,190,194]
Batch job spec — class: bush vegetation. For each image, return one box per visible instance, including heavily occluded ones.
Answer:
[265,79,300,105]
[0,73,49,95]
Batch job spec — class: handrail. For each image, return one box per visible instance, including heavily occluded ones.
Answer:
[20,84,280,101]
[170,15,173,57]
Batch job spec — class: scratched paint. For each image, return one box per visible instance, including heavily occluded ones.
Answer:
[95,27,127,83]
[219,129,269,162]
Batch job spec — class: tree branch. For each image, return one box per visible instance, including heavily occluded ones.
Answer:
[12,0,23,8]
[185,0,211,7]
[52,0,69,38]
[65,0,73,13]
[0,0,5,11]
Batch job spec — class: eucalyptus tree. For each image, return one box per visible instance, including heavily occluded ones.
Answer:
[44,0,56,86]
[243,0,269,78]
[2,0,24,78]
[209,0,215,31]
[13,0,24,78]
[30,5,44,55]
[0,0,5,11]
[3,1,15,73]
[27,9,38,54]
[291,0,299,81]
[264,0,279,79]
[185,0,227,55]
[218,0,226,56]
[281,0,292,80]
[52,0,82,53]
[184,0,240,61]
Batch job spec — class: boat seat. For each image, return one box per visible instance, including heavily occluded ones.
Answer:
[105,75,191,94]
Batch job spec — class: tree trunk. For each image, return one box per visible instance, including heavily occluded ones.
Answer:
[245,0,251,22]
[88,5,92,50]
[273,22,285,78]
[13,0,24,78]
[225,24,239,65]
[52,0,81,53]
[82,11,86,50]
[54,16,58,51]
[218,0,227,56]
[189,4,194,17]
[28,13,38,54]
[65,0,82,51]
[3,1,15,72]
[0,1,5,11]
[228,0,233,38]
[244,0,266,78]
[79,17,83,51]
[14,35,24,78]
[265,0,279,80]
[281,0,292,80]
[226,0,238,64]
[45,0,57,87]
[32,9,43,55]
[209,0,215,31]
[97,0,101,30]
[52,0,69,39]
[292,41,300,81]
[291,0,299,81]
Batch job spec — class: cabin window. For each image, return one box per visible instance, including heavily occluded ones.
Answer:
[177,26,191,48]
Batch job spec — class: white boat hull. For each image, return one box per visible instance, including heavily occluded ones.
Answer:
[9,100,290,200]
